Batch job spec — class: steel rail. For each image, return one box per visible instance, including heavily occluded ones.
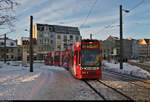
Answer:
[103,69,150,85]
[97,80,133,100]
[83,80,106,100]
[103,70,150,89]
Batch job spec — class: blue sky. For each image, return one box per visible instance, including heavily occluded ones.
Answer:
[4,0,150,42]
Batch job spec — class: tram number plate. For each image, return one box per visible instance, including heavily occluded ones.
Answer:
[88,72,96,74]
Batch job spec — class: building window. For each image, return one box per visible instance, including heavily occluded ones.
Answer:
[11,49,13,53]
[51,40,53,44]
[7,49,9,53]
[64,44,67,49]
[38,26,44,31]
[1,42,4,45]
[10,42,14,46]
[18,49,20,52]
[11,55,14,59]
[70,35,73,40]
[57,35,61,39]
[64,35,67,39]
[76,36,79,41]
[50,35,53,38]
[70,44,73,46]
[40,39,42,44]
[40,34,43,37]
[64,35,67,42]
[49,27,53,32]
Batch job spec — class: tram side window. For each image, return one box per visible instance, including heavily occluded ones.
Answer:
[54,56,59,62]
[75,51,78,65]
[79,51,81,64]
[45,56,50,61]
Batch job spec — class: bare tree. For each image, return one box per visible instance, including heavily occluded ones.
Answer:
[0,0,19,33]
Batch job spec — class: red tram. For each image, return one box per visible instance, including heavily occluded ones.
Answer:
[44,53,53,65]
[44,39,102,79]
[54,51,61,66]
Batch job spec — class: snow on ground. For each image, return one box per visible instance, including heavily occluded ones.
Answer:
[0,61,102,100]
[1,60,150,100]
[102,60,150,79]
[0,61,66,100]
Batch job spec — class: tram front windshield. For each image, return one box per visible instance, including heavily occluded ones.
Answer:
[81,50,100,67]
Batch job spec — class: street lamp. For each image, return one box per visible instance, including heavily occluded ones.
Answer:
[120,5,130,69]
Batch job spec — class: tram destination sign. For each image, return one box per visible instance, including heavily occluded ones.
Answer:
[81,44,99,49]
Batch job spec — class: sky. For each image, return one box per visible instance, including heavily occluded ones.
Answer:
[2,0,150,42]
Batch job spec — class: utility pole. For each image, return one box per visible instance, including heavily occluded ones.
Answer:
[30,16,33,72]
[120,5,123,69]
[90,34,92,40]
[4,34,6,63]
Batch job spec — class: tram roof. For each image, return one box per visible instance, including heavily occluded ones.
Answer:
[81,39,99,42]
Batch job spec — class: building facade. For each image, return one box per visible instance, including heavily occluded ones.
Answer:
[102,35,120,60]
[102,35,139,61]
[33,24,81,60]
[0,38,22,61]
[20,37,37,61]
[138,39,150,59]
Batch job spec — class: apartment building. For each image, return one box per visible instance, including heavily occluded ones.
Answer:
[102,35,139,60]
[0,38,22,61]
[33,23,81,60]
[20,37,37,60]
[102,35,120,60]
[139,39,150,58]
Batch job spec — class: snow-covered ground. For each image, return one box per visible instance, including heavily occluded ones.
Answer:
[0,60,150,100]
[0,61,102,100]
[0,61,67,100]
[103,60,150,79]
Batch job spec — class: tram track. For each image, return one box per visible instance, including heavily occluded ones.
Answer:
[83,80,133,100]
[83,80,106,100]
[101,70,150,100]
[103,69,150,89]
[96,80,133,100]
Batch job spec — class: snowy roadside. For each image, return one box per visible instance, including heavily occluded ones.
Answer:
[0,61,65,100]
[102,60,150,79]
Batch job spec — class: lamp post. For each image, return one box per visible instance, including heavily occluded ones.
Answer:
[120,5,129,69]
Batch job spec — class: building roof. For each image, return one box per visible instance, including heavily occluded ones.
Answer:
[139,39,147,45]
[0,39,17,47]
[106,35,120,41]
[36,23,80,35]
[144,39,150,44]
[21,37,30,41]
